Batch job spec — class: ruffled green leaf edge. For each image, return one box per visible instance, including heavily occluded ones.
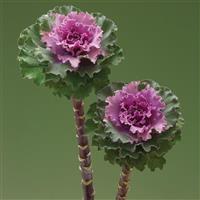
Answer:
[86,80,184,171]
[17,5,124,99]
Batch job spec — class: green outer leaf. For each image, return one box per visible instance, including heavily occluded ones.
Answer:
[97,81,124,101]
[100,45,124,66]
[105,122,132,143]
[48,63,68,78]
[93,12,118,48]
[17,5,123,99]
[44,66,110,100]
[147,153,166,171]
[21,67,45,85]
[86,80,184,171]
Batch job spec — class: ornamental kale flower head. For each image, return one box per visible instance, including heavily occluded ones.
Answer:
[86,80,184,171]
[41,12,104,69]
[105,82,167,143]
[17,5,123,99]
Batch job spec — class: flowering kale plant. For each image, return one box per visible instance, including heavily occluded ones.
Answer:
[86,80,184,171]
[18,5,123,99]
[17,5,123,200]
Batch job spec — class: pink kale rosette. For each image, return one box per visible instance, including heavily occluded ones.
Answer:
[41,12,105,69]
[105,81,167,143]
[18,5,123,99]
[86,80,184,171]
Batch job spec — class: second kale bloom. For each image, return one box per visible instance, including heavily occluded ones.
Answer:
[105,81,167,143]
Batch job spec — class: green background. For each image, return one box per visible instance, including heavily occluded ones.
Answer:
[0,0,199,199]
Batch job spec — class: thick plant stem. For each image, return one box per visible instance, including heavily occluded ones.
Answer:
[116,165,132,200]
[71,97,95,200]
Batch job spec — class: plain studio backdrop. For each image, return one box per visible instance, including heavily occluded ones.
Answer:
[0,0,199,200]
